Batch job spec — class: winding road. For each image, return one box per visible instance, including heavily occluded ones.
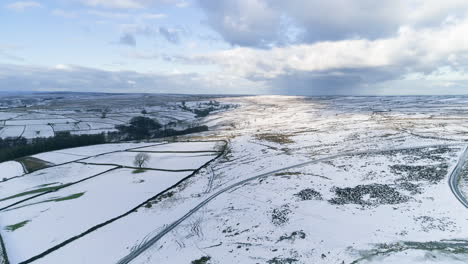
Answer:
[117,142,468,264]
[448,145,468,208]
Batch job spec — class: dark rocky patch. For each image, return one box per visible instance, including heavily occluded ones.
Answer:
[398,182,422,195]
[267,257,299,264]
[277,230,306,242]
[390,164,449,183]
[295,188,322,201]
[329,184,409,206]
[271,205,291,226]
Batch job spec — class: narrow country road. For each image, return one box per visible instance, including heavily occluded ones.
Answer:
[117,143,468,264]
[448,145,468,208]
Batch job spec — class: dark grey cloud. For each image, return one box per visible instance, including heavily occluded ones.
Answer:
[0,63,465,95]
[197,0,468,47]
[0,64,230,94]
[119,24,186,45]
[197,0,280,47]
[118,33,137,46]
[270,0,404,43]
[158,26,181,44]
[258,66,402,95]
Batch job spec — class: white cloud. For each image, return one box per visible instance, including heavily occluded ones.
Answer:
[175,1,189,8]
[87,10,166,21]
[78,0,182,9]
[88,10,130,19]
[79,0,144,9]
[193,18,468,81]
[197,0,468,47]
[5,1,41,11]
[51,9,78,18]
[54,64,73,71]
[139,13,166,20]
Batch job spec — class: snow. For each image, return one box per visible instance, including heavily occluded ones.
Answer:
[130,145,467,264]
[31,143,163,164]
[0,112,22,121]
[5,119,76,126]
[135,141,223,152]
[82,152,218,170]
[4,95,468,264]
[1,169,189,264]
[0,161,24,181]
[33,172,211,264]
[31,152,85,164]
[0,94,234,139]
[0,126,24,138]
[0,163,115,210]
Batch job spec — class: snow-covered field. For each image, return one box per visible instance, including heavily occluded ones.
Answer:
[1,169,190,264]
[0,163,115,210]
[3,95,468,264]
[0,138,224,264]
[32,142,164,164]
[0,93,234,139]
[82,152,218,171]
[135,141,223,152]
[0,161,24,181]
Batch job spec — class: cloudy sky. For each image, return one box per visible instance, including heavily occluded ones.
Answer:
[2,0,468,95]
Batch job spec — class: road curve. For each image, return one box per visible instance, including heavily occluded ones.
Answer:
[117,143,466,264]
[448,145,468,208]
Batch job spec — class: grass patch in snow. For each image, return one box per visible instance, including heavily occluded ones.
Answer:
[132,168,146,174]
[255,133,294,144]
[35,182,60,188]
[16,157,52,173]
[0,184,66,202]
[4,220,30,232]
[45,192,85,202]
[191,256,211,264]
[7,192,86,211]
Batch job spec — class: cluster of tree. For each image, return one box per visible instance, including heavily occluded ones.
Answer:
[0,137,28,149]
[179,100,231,117]
[115,116,162,140]
[153,125,208,137]
[193,108,214,117]
[0,132,106,163]
[114,116,208,140]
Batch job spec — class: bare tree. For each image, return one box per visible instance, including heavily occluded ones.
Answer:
[133,153,150,168]
[101,107,110,119]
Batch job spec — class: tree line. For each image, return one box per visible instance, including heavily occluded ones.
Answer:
[0,116,208,163]
[0,132,105,163]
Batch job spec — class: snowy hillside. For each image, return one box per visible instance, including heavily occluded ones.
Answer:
[2,95,468,264]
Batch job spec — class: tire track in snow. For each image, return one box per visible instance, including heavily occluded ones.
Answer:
[117,143,467,264]
[18,140,228,264]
